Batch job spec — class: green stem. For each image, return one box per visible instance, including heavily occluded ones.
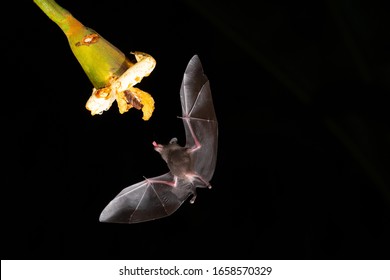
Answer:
[33,0,73,33]
[33,0,133,89]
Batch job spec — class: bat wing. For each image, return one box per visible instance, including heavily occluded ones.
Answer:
[180,55,218,181]
[99,173,194,223]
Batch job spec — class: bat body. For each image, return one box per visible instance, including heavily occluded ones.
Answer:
[99,55,218,223]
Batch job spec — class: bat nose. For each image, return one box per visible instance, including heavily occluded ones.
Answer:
[152,141,163,152]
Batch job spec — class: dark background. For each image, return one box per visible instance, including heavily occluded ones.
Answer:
[3,0,390,259]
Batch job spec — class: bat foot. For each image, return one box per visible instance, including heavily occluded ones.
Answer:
[189,191,197,203]
[193,175,212,189]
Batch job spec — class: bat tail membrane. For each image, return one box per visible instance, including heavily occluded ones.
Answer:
[191,173,212,189]
[187,175,212,203]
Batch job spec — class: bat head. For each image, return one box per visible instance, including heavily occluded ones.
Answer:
[152,138,182,163]
[152,138,178,152]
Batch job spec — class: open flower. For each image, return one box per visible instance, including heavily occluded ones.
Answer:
[33,0,156,120]
[86,52,156,120]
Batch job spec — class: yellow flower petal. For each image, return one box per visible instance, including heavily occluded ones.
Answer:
[85,52,156,119]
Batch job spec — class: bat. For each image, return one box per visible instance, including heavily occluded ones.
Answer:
[99,55,218,223]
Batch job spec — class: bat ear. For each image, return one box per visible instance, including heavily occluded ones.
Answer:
[169,137,178,144]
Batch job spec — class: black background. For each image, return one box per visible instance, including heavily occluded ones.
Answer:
[3,0,390,259]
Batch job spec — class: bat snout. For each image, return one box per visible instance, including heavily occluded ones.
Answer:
[152,141,164,153]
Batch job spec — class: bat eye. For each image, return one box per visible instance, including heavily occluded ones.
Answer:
[169,137,178,144]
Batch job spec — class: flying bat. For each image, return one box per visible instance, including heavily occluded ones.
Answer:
[99,55,218,223]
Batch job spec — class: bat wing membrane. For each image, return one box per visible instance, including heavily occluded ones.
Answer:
[180,55,218,181]
[99,173,194,223]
